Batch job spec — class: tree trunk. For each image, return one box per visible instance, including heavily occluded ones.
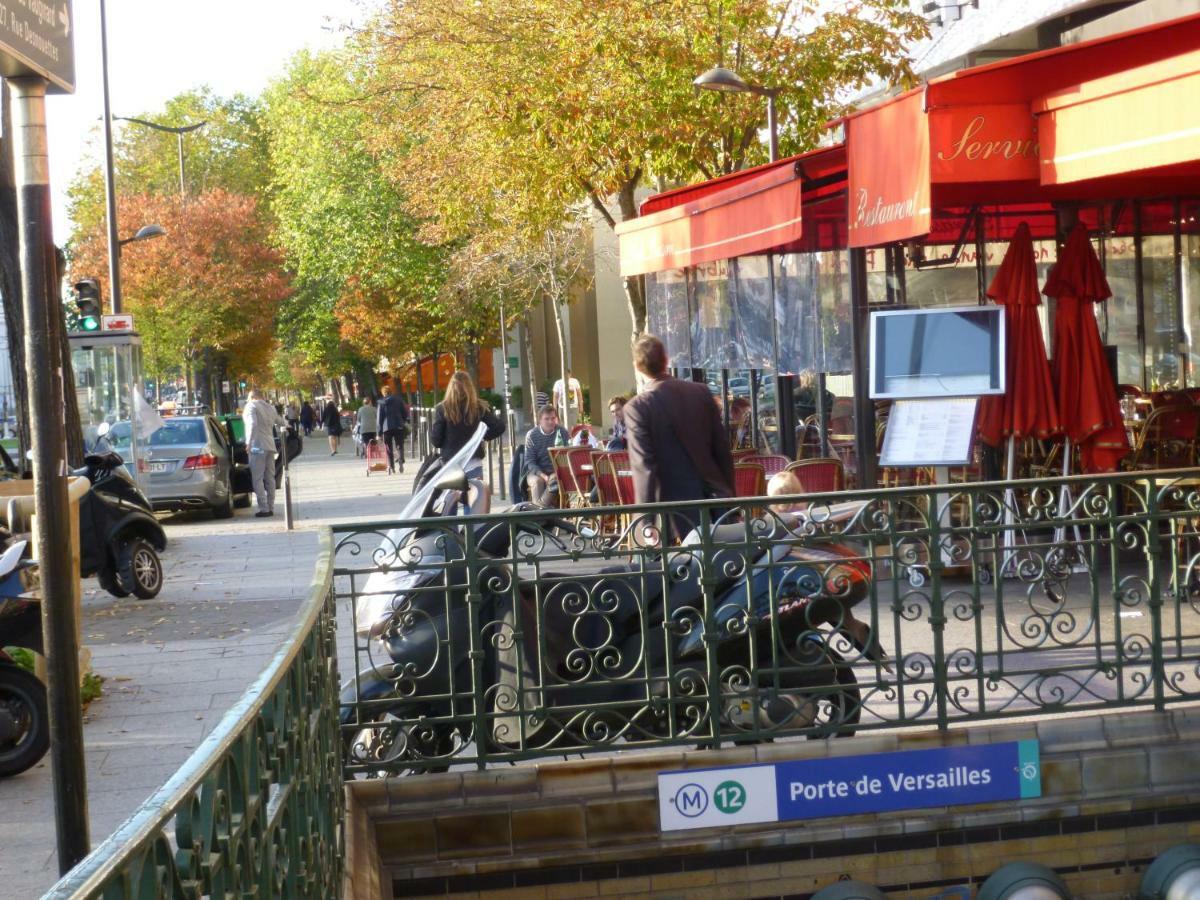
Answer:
[522,312,538,420]
[549,289,571,429]
[464,344,480,385]
[615,181,647,340]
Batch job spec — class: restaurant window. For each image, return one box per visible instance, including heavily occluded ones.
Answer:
[690,259,738,370]
[1139,200,1184,390]
[729,255,776,370]
[646,268,694,369]
[1098,216,1141,388]
[1180,200,1200,388]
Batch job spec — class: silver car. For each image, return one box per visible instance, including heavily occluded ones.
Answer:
[111,416,244,518]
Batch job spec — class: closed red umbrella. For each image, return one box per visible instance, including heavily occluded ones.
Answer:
[978,222,1061,450]
[1044,222,1129,473]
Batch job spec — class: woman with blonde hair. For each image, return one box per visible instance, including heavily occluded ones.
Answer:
[430,371,505,476]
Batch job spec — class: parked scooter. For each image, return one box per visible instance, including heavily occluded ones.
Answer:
[0,539,48,777]
[341,426,885,773]
[77,425,167,599]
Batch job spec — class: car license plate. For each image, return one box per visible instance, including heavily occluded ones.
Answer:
[148,461,171,473]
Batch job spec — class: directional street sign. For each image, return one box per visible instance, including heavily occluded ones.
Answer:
[0,1,74,93]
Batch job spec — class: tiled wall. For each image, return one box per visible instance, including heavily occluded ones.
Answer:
[345,708,1200,899]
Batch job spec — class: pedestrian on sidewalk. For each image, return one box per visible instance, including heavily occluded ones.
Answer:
[322,399,343,454]
[300,399,314,436]
[377,385,409,474]
[243,389,285,518]
[431,371,505,479]
[357,395,379,450]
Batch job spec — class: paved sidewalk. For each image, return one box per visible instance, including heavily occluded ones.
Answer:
[0,433,422,896]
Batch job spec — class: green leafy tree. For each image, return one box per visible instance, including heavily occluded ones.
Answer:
[361,0,927,336]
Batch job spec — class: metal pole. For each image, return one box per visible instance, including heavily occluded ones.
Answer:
[11,77,90,871]
[99,0,122,314]
[282,423,294,531]
[177,132,185,197]
[498,298,511,500]
[765,92,779,163]
[849,247,876,489]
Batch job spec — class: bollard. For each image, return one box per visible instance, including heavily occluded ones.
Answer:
[1138,844,1200,899]
[977,862,1070,900]
[811,880,889,900]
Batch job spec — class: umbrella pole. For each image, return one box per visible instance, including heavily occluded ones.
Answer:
[1001,435,1017,576]
[1053,438,1086,567]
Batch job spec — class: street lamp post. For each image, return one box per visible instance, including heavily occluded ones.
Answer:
[693,66,800,459]
[112,116,207,198]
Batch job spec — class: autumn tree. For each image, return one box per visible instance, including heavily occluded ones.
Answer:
[361,0,927,337]
[68,189,291,397]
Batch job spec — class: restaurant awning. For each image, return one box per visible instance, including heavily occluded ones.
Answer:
[617,145,847,277]
[844,11,1200,248]
[616,161,803,277]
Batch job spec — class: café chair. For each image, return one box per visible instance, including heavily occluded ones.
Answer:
[785,457,845,493]
[741,453,790,476]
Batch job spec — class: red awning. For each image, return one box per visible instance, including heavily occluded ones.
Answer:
[617,162,803,277]
[844,12,1200,248]
[619,145,847,276]
[1035,48,1200,186]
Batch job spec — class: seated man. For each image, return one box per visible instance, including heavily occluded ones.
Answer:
[607,395,628,450]
[523,405,569,506]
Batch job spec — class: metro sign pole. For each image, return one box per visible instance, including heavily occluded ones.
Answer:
[0,1,88,874]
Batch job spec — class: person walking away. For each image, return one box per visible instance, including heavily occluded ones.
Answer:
[552,369,583,424]
[299,399,314,436]
[624,335,734,538]
[321,398,343,454]
[607,396,628,450]
[243,389,285,518]
[523,405,569,506]
[284,400,299,431]
[357,395,379,452]
[431,371,505,480]
[377,385,409,474]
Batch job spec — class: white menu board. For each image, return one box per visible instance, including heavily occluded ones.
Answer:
[879,398,978,467]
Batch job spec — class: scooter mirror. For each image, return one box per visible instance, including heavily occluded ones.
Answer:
[433,465,469,494]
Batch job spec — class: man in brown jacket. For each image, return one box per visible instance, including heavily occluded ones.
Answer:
[623,335,735,531]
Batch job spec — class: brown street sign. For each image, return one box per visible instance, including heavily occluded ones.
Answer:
[0,0,74,93]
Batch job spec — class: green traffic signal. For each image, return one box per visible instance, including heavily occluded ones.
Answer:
[72,277,102,333]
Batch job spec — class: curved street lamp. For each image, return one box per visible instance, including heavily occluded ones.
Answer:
[117,224,167,251]
[112,116,208,198]
[693,65,780,162]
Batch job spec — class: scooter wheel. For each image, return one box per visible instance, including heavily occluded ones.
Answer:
[0,664,50,777]
[98,566,130,599]
[118,538,164,599]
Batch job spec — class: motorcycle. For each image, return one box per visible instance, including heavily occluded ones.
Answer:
[0,538,48,777]
[77,425,167,599]
[341,425,885,773]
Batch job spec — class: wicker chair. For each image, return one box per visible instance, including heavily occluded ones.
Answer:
[1125,405,1200,470]
[741,453,790,477]
[548,446,590,507]
[785,457,845,493]
[734,462,767,498]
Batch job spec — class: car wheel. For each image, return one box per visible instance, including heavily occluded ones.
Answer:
[117,539,163,600]
[212,480,234,519]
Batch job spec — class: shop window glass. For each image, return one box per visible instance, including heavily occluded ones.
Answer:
[647,269,693,368]
[1180,201,1200,388]
[690,259,739,369]
[776,251,853,375]
[1099,229,1141,388]
[1139,201,1183,390]
[730,256,776,370]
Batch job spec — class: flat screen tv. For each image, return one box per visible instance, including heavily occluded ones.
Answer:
[869,305,1005,400]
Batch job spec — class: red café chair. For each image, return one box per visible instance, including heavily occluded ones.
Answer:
[742,453,790,477]
[593,451,631,543]
[734,462,767,498]
[548,447,588,508]
[785,457,845,493]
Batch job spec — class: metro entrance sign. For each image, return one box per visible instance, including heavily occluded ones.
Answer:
[0,0,74,93]
[658,741,1041,832]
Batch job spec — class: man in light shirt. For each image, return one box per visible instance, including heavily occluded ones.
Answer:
[552,370,583,423]
[243,389,285,518]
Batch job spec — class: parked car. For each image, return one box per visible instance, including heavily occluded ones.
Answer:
[108,416,247,517]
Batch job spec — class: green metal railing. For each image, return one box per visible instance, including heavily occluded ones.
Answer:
[42,532,343,899]
[336,468,1200,775]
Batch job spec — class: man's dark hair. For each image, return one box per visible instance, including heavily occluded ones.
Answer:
[538,404,558,418]
[608,395,627,408]
[632,335,667,377]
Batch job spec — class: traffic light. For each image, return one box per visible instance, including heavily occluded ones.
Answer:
[73,278,101,332]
